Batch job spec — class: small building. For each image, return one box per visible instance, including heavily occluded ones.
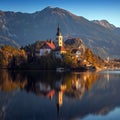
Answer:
[71,49,81,58]
[36,41,55,56]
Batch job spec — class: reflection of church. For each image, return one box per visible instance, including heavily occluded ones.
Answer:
[27,80,66,113]
[57,89,64,114]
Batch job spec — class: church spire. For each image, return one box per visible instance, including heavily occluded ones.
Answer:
[56,24,62,36]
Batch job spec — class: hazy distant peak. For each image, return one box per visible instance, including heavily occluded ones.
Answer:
[92,20,116,29]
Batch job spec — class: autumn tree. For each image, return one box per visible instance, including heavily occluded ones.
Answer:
[0,45,27,68]
[83,48,104,68]
[62,51,73,68]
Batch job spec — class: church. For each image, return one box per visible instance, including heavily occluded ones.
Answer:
[54,24,66,58]
[36,24,66,57]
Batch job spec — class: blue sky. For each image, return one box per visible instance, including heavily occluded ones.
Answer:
[0,0,120,27]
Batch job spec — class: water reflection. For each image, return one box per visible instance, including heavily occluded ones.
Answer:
[0,70,120,120]
[0,70,99,97]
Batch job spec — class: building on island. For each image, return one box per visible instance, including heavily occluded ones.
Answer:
[35,40,55,56]
[71,49,81,60]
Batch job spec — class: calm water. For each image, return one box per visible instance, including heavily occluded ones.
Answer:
[0,70,120,120]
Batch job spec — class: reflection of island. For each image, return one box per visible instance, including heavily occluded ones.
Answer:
[0,70,100,120]
[0,70,99,106]
[1,70,120,120]
[0,70,99,98]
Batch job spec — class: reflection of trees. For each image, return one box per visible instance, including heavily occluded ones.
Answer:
[84,72,100,90]
[63,72,100,99]
[0,70,27,120]
[0,70,27,92]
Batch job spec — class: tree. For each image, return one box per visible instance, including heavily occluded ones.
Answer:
[0,45,27,68]
[62,51,73,68]
[83,48,104,68]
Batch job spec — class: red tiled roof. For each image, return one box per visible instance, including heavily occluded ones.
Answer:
[46,42,55,50]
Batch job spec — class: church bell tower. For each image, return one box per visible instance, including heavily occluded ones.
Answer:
[56,24,63,47]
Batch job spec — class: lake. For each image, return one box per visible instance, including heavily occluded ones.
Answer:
[0,70,120,120]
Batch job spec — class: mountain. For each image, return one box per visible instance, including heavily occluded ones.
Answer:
[0,7,120,58]
[0,11,20,47]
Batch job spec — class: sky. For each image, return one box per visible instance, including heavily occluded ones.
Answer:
[0,0,120,27]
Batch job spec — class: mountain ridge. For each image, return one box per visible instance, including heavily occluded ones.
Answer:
[92,20,116,29]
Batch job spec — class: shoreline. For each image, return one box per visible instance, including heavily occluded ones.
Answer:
[1,67,120,73]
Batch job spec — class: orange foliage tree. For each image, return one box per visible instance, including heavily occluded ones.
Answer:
[0,45,27,68]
